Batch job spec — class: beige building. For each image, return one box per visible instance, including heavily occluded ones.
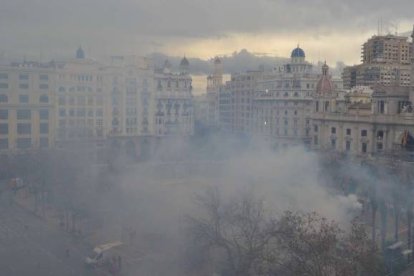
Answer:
[0,62,55,152]
[312,27,414,157]
[343,34,412,89]
[54,48,106,149]
[252,47,342,147]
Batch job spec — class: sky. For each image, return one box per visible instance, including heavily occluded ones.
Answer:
[0,0,413,66]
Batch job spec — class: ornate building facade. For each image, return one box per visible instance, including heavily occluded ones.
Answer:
[252,47,342,147]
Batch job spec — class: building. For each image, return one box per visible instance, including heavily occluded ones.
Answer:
[252,46,342,148]
[0,48,195,159]
[54,47,106,150]
[0,62,55,152]
[218,82,232,131]
[153,58,194,137]
[311,26,414,158]
[206,57,223,127]
[343,34,413,89]
[229,70,264,134]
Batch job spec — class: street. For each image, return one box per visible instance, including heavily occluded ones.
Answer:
[0,199,105,276]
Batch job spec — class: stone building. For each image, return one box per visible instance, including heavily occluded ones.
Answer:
[153,58,194,137]
[0,61,55,152]
[252,46,342,147]
[311,27,414,158]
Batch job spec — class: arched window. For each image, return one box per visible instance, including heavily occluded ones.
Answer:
[0,94,8,103]
[39,95,49,103]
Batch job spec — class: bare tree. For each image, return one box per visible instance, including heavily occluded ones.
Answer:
[186,188,384,276]
[186,187,278,276]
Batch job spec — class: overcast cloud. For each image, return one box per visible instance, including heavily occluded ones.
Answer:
[0,0,413,63]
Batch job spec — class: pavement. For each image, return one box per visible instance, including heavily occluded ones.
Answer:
[0,197,109,276]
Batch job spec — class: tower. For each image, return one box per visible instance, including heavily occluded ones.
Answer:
[179,56,190,75]
[76,46,85,59]
[213,56,223,87]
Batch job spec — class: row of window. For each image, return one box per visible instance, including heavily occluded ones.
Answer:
[59,108,103,117]
[0,109,48,120]
[0,73,49,81]
[58,95,103,105]
[0,123,49,135]
[330,127,368,137]
[0,83,49,90]
[0,94,49,103]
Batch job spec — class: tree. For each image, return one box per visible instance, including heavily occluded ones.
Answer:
[186,188,384,276]
[186,187,278,276]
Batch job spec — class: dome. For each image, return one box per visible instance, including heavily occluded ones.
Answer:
[180,56,189,67]
[316,62,334,95]
[76,47,85,59]
[291,46,305,58]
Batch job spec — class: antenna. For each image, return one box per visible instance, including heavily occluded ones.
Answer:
[377,19,380,36]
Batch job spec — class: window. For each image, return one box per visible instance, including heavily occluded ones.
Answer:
[0,110,8,120]
[331,127,336,134]
[314,135,318,145]
[40,123,49,134]
[59,109,66,117]
[378,101,385,114]
[377,143,383,151]
[331,139,336,149]
[377,130,384,140]
[0,95,8,103]
[17,110,31,120]
[19,83,29,89]
[39,95,49,103]
[0,83,8,89]
[17,123,31,135]
[324,101,329,111]
[39,109,49,120]
[0,139,8,149]
[58,96,65,105]
[16,138,31,149]
[315,101,319,112]
[19,95,29,103]
[362,142,367,153]
[39,74,49,81]
[346,141,351,151]
[361,129,367,137]
[314,125,318,132]
[40,138,49,148]
[19,74,29,80]
[0,73,8,80]
[346,128,351,135]
[39,84,49,90]
[0,123,8,135]
[59,87,65,92]
[96,109,103,117]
